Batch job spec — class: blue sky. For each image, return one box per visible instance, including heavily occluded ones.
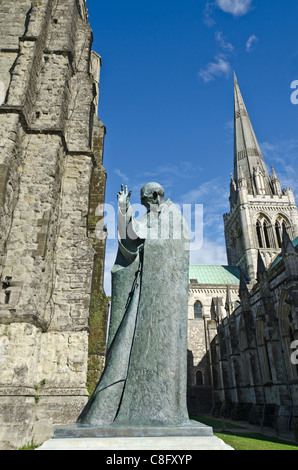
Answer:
[86,0,298,294]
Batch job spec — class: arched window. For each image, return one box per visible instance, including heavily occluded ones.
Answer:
[274,215,291,249]
[256,221,263,248]
[263,221,271,248]
[275,222,282,248]
[195,370,204,387]
[194,301,203,319]
[256,215,273,249]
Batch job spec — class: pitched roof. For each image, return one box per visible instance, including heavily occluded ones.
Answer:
[189,265,241,285]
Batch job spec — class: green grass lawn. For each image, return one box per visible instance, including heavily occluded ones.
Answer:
[215,432,298,451]
[192,416,298,451]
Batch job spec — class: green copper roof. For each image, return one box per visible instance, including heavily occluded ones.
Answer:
[189,265,241,285]
[268,236,298,270]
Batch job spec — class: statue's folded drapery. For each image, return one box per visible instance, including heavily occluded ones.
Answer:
[78,188,190,427]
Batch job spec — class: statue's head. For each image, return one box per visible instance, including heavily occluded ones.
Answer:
[140,182,165,210]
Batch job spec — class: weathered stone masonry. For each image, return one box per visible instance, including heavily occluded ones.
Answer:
[0,0,108,449]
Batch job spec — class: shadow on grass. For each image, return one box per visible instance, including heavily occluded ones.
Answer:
[190,415,245,430]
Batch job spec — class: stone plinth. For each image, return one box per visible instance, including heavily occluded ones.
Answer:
[54,420,213,438]
[36,420,234,450]
[37,435,233,450]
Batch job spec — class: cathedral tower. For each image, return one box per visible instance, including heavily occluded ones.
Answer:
[224,75,298,282]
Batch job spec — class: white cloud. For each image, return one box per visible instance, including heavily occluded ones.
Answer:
[190,238,228,266]
[246,34,258,52]
[259,142,277,156]
[134,162,203,197]
[204,1,216,27]
[215,31,234,52]
[180,177,222,203]
[114,168,129,183]
[199,54,232,83]
[203,0,253,27]
[216,0,253,17]
[224,119,234,144]
[180,177,229,209]
[181,178,230,266]
[137,162,202,180]
[260,138,298,199]
[180,177,229,243]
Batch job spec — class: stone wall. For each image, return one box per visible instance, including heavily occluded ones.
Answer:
[0,0,108,450]
[187,284,240,415]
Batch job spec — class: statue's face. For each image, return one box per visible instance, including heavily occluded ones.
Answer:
[140,183,164,209]
[140,187,154,209]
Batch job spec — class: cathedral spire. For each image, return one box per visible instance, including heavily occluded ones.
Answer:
[225,76,298,283]
[234,75,272,196]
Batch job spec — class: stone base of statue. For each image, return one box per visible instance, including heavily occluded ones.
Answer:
[36,421,234,450]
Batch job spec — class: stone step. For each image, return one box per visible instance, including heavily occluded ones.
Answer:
[37,435,234,451]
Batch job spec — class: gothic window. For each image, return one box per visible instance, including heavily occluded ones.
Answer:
[256,215,273,249]
[195,370,204,387]
[263,222,271,248]
[275,222,282,248]
[194,301,203,319]
[274,215,291,249]
[256,221,263,248]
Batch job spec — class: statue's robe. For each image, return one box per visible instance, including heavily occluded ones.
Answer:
[78,199,190,427]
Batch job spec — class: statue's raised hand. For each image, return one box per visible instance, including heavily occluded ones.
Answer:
[117,185,132,210]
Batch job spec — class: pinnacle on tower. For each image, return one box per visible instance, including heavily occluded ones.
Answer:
[271,165,282,196]
[282,225,297,255]
[257,251,268,281]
